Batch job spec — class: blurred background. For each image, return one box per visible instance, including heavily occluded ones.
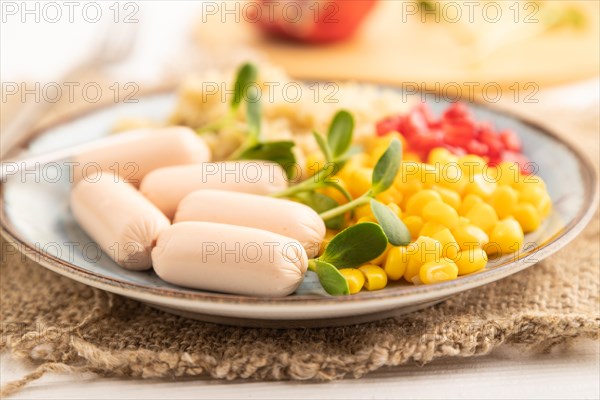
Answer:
[1,0,599,152]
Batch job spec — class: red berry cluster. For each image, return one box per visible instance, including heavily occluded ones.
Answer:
[376,103,531,173]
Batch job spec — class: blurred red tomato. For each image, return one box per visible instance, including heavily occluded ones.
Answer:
[251,0,377,43]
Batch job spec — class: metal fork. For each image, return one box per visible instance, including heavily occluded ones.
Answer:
[0,21,139,159]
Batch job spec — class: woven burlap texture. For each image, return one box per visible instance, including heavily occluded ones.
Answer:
[1,97,599,397]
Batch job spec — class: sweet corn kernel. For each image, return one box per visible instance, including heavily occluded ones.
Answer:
[465,202,499,233]
[398,181,425,208]
[339,268,365,294]
[348,167,373,198]
[305,152,325,177]
[370,244,391,266]
[403,152,422,163]
[366,131,405,151]
[458,216,471,226]
[428,147,459,166]
[431,228,461,260]
[384,246,409,281]
[459,194,484,216]
[419,221,446,237]
[359,264,388,291]
[370,132,407,162]
[494,162,522,186]
[437,167,469,194]
[354,204,374,220]
[431,185,462,210]
[455,248,488,275]
[404,236,442,282]
[357,216,377,224]
[519,185,546,210]
[406,190,443,216]
[451,224,489,250]
[489,185,519,218]
[419,258,459,284]
[512,203,542,233]
[464,174,497,199]
[524,175,547,190]
[458,155,486,176]
[337,162,358,183]
[318,178,350,205]
[403,215,424,239]
[376,186,403,205]
[398,162,440,188]
[422,201,460,229]
[486,218,524,255]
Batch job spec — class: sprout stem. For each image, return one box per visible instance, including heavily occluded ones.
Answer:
[319,194,371,221]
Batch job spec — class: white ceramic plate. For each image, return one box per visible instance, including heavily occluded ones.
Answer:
[1,92,597,327]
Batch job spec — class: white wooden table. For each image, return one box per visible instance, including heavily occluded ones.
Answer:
[2,341,599,399]
[2,2,599,398]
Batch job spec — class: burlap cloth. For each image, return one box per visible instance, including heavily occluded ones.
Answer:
[1,87,599,397]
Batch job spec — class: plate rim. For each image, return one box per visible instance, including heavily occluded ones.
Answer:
[1,89,598,315]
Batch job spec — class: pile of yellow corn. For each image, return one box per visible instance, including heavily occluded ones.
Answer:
[311,133,552,293]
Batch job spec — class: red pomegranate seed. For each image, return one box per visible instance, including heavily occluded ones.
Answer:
[500,130,522,152]
[443,119,476,146]
[376,116,402,136]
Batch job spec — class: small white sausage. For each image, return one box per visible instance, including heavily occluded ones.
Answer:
[140,161,288,219]
[70,175,170,270]
[151,222,308,297]
[73,127,211,187]
[175,190,325,258]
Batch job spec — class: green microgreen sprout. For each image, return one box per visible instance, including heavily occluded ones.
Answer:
[270,110,357,201]
[308,222,389,295]
[318,138,411,246]
[198,63,296,177]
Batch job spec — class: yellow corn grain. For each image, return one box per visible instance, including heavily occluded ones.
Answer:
[489,185,519,218]
[465,202,499,232]
[419,258,459,284]
[431,185,462,210]
[451,223,490,250]
[359,264,388,291]
[339,268,365,294]
[431,228,461,261]
[459,194,484,216]
[384,246,410,281]
[422,201,460,229]
[464,173,497,199]
[512,203,542,233]
[348,167,373,198]
[404,236,443,282]
[406,190,443,216]
[403,215,424,239]
[455,248,488,275]
[486,218,524,255]
[457,155,486,176]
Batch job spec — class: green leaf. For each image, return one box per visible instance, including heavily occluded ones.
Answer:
[327,110,354,159]
[322,180,353,203]
[371,138,402,196]
[246,86,261,142]
[231,63,258,112]
[312,130,332,162]
[296,192,344,230]
[238,141,296,179]
[314,260,350,296]
[370,199,411,246]
[319,222,388,268]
